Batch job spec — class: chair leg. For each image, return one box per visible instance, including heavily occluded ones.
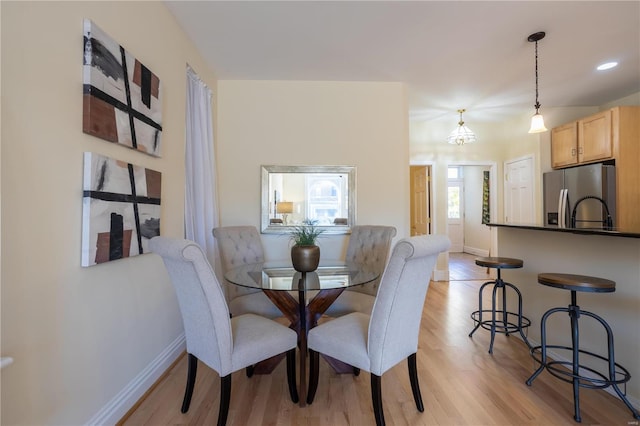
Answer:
[217,374,232,426]
[371,374,385,426]
[245,365,255,378]
[306,349,320,404]
[408,353,424,412]
[181,353,198,413]
[286,349,299,403]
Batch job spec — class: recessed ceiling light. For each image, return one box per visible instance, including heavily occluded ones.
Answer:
[597,62,618,71]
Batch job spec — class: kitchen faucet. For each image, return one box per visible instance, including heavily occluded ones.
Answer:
[571,196,613,230]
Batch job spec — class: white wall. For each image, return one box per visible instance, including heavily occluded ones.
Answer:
[601,91,640,109]
[1,2,216,424]
[216,80,411,265]
[463,166,491,255]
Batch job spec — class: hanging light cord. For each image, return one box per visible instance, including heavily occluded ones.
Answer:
[533,39,541,113]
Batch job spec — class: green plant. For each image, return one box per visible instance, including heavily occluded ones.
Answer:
[290,219,325,246]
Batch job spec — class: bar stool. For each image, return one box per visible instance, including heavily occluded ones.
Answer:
[526,273,640,422]
[468,257,531,354]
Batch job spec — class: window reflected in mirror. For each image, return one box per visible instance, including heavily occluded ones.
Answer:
[261,165,356,234]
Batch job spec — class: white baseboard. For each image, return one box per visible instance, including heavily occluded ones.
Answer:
[433,268,449,282]
[463,246,490,257]
[86,333,186,426]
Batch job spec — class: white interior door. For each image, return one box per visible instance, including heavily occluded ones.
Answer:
[447,178,464,252]
[505,156,534,224]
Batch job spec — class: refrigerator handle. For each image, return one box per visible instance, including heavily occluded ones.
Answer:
[559,189,568,228]
[557,190,563,227]
[558,189,564,228]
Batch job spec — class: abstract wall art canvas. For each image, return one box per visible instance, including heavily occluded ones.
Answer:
[82,152,161,267]
[83,19,163,157]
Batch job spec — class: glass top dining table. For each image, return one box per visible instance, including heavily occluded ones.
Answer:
[224,262,379,292]
[224,262,379,407]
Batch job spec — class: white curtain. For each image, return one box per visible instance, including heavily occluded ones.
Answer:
[185,65,218,265]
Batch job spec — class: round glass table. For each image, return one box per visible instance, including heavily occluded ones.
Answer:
[224,262,379,407]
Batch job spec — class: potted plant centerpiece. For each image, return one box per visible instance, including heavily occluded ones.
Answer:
[290,219,325,272]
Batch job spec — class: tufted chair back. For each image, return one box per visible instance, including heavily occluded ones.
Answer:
[212,226,265,301]
[345,225,397,297]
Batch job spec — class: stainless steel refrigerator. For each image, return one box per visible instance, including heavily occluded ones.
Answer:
[543,163,616,230]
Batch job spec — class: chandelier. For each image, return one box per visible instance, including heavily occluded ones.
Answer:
[447,109,477,145]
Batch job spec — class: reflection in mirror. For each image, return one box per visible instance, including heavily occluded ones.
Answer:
[261,165,356,234]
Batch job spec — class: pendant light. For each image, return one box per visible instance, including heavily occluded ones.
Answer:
[447,109,477,145]
[528,31,548,133]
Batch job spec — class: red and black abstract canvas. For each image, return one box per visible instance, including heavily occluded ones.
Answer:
[83,19,163,157]
[82,152,161,267]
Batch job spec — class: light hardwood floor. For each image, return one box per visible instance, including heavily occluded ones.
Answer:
[120,254,637,425]
[448,252,494,281]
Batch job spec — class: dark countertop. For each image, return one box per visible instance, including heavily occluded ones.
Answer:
[487,223,640,239]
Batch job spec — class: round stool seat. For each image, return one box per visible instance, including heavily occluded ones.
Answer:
[538,273,615,293]
[475,256,523,269]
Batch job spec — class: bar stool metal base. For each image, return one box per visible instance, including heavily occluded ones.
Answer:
[526,282,640,422]
[470,309,531,336]
[468,257,531,354]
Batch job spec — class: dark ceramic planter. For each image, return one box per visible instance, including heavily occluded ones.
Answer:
[291,245,320,272]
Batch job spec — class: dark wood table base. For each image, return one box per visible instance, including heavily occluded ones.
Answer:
[258,280,354,407]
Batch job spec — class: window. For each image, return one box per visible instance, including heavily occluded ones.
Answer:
[448,185,461,219]
[448,167,463,219]
[306,176,347,225]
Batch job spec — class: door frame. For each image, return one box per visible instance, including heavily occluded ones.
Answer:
[409,160,497,281]
[447,161,498,257]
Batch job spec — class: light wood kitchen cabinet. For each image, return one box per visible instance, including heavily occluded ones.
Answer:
[611,106,640,232]
[550,106,640,232]
[578,109,613,163]
[550,122,578,167]
[551,110,613,168]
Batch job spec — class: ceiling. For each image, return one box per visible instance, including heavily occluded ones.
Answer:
[165,1,640,125]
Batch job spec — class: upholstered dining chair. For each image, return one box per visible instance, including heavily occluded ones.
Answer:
[212,226,283,319]
[306,234,451,426]
[149,236,298,426]
[323,225,397,317]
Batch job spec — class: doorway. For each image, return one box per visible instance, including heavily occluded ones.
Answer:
[446,164,495,257]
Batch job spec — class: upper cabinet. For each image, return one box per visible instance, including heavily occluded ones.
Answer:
[551,109,613,168]
[550,121,578,167]
[578,110,613,163]
[551,106,640,232]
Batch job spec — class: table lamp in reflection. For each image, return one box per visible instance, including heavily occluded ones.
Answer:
[276,201,294,225]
